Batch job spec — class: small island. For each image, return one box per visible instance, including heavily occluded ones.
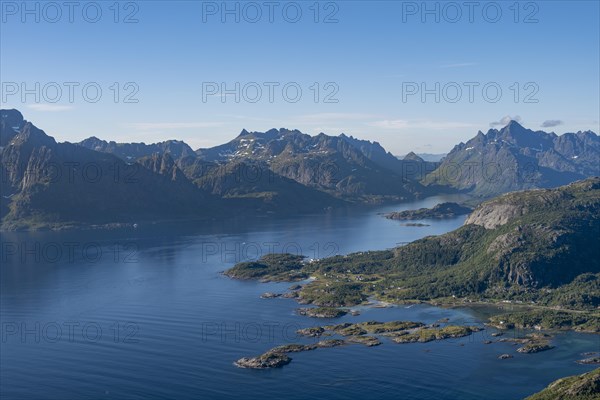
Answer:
[235,352,292,369]
[497,333,555,354]
[577,353,600,365]
[384,202,472,220]
[234,339,345,369]
[297,307,348,318]
[235,320,483,369]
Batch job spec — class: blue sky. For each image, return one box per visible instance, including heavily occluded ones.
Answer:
[1,0,599,155]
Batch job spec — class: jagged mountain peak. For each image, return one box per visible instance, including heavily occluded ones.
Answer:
[504,119,525,129]
[1,108,27,146]
[403,152,424,162]
[234,127,305,142]
[78,135,195,162]
[425,122,600,196]
[1,108,24,124]
[11,121,57,148]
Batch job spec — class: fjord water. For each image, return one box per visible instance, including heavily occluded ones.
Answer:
[1,196,597,400]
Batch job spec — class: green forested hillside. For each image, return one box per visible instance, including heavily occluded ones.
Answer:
[227,178,600,321]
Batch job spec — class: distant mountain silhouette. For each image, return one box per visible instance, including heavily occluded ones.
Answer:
[79,136,196,162]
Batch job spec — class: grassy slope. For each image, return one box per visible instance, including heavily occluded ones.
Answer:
[525,368,599,400]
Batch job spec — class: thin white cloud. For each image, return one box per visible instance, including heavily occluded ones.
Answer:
[369,120,476,130]
[126,122,225,130]
[490,115,522,127]
[296,113,380,122]
[27,104,73,112]
[440,62,477,68]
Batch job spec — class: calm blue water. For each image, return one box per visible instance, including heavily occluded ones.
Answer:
[1,196,598,399]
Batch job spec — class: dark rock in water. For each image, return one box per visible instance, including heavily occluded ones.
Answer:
[289,284,303,290]
[576,357,600,365]
[296,327,325,337]
[517,342,554,354]
[269,344,317,353]
[315,339,345,348]
[234,352,291,369]
[260,292,282,299]
[498,354,513,360]
[484,340,493,344]
[235,339,346,369]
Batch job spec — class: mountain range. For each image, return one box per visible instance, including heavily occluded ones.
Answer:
[424,120,599,197]
[1,109,598,230]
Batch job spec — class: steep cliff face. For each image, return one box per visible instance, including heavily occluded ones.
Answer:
[464,203,527,229]
[188,159,344,214]
[463,180,594,229]
[138,152,190,183]
[0,111,213,229]
[461,178,600,288]
[0,109,25,147]
[371,177,600,296]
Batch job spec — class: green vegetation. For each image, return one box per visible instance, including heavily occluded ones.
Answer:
[298,320,479,346]
[525,368,600,400]
[224,254,308,281]
[359,320,425,333]
[225,178,600,331]
[385,202,472,220]
[489,310,600,333]
[298,282,367,307]
[346,335,381,346]
[391,325,481,343]
[296,307,347,318]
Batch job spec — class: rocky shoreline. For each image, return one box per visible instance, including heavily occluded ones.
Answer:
[234,339,345,369]
[234,320,486,369]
